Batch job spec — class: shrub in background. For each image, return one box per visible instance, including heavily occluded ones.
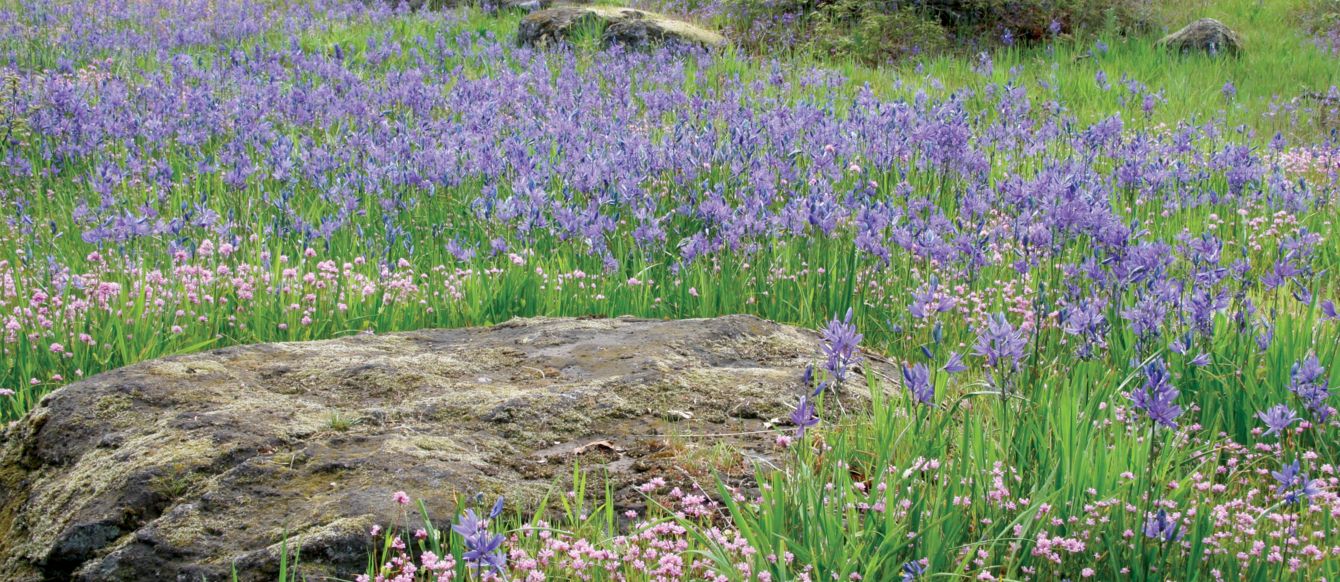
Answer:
[1302,0,1340,55]
[919,0,1154,40]
[657,0,1158,63]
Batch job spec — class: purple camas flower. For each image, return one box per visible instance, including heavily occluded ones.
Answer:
[451,509,484,539]
[1261,260,1301,291]
[972,52,993,77]
[1121,295,1167,341]
[1272,459,1323,504]
[1255,326,1274,353]
[1257,404,1300,437]
[941,351,967,374]
[452,497,508,576]
[1292,479,1325,504]
[446,238,476,262]
[819,308,862,392]
[1130,358,1183,429]
[901,362,935,407]
[901,560,926,581]
[1143,509,1183,543]
[790,395,819,437]
[971,313,1027,369]
[1222,81,1236,101]
[1322,300,1340,321]
[909,284,954,319]
[1141,93,1159,117]
[462,530,506,574]
[1289,355,1331,421]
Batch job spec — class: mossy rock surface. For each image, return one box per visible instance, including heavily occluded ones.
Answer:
[0,315,891,582]
[1156,18,1243,55]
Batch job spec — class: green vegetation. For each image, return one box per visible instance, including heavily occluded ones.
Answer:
[2,0,1339,579]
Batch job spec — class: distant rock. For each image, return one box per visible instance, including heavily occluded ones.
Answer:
[497,0,546,11]
[495,0,577,12]
[516,6,727,49]
[1156,18,1242,55]
[0,315,890,582]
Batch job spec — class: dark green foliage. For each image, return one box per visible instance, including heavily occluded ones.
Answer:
[719,0,1156,64]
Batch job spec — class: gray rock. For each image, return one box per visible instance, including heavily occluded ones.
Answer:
[1156,18,1242,56]
[516,6,727,49]
[496,0,549,11]
[0,315,890,582]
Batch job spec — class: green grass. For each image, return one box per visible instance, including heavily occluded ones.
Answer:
[667,0,1340,138]
[0,0,1336,416]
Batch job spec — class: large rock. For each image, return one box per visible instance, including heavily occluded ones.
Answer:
[496,0,546,12]
[1156,18,1242,55]
[0,315,891,582]
[516,6,727,49]
[494,0,577,13]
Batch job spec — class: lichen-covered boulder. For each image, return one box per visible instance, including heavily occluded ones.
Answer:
[516,6,727,49]
[0,315,890,582]
[1156,18,1242,55]
[495,0,573,13]
[497,0,546,11]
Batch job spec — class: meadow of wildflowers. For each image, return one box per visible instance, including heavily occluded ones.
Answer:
[3,0,1340,579]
